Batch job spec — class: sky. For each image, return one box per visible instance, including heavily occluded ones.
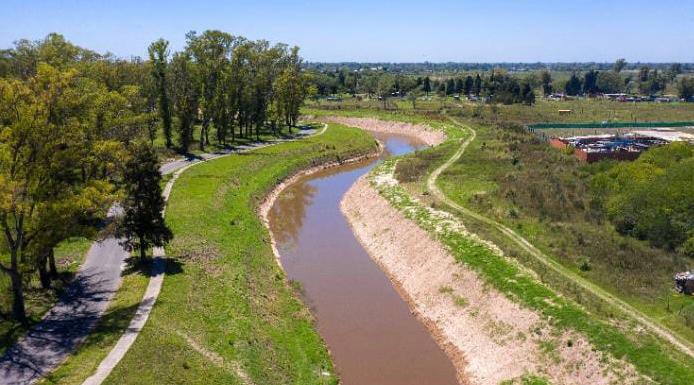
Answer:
[2,0,693,63]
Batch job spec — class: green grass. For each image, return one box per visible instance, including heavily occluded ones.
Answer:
[100,123,378,384]
[371,157,694,384]
[0,236,92,355]
[39,259,150,385]
[306,96,694,127]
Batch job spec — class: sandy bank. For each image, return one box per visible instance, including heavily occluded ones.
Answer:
[318,116,446,146]
[340,175,648,385]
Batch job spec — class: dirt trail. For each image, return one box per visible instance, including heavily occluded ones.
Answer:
[426,118,694,360]
[342,165,644,385]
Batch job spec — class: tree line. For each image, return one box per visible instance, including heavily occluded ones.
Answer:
[311,69,536,105]
[149,31,310,152]
[554,61,688,97]
[0,31,310,323]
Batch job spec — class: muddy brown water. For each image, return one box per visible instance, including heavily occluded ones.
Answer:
[268,132,459,385]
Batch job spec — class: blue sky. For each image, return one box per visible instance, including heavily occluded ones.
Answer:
[2,0,693,62]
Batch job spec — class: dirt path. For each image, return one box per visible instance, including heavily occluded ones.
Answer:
[427,118,694,360]
[343,174,645,384]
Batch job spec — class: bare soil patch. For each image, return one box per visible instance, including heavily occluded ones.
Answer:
[340,175,647,385]
[319,116,446,146]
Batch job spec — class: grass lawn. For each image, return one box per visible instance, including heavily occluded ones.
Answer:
[99,123,377,384]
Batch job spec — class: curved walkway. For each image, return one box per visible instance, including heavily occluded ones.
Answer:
[0,126,324,385]
[427,118,694,360]
[81,125,326,385]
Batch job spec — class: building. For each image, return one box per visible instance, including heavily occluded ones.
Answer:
[549,134,666,162]
[675,272,694,295]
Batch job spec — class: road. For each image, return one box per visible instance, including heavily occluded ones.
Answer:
[426,118,694,360]
[0,128,323,385]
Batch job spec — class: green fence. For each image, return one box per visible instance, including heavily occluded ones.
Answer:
[527,121,694,131]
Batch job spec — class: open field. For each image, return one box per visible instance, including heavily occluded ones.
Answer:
[95,123,377,384]
[308,97,694,127]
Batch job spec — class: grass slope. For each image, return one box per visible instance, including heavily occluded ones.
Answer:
[101,123,377,385]
[373,157,694,384]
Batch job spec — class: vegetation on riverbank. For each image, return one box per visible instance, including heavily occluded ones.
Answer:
[372,155,694,384]
[98,123,376,384]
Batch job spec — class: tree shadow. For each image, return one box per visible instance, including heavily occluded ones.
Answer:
[121,256,184,278]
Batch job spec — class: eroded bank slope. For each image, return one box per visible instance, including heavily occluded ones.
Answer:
[337,119,648,385]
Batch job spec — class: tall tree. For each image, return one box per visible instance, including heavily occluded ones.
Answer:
[422,76,431,96]
[0,65,114,322]
[463,75,473,96]
[564,73,583,96]
[473,74,482,96]
[583,70,599,95]
[185,30,235,150]
[613,58,627,73]
[148,39,173,148]
[169,52,199,153]
[540,71,552,96]
[117,143,172,262]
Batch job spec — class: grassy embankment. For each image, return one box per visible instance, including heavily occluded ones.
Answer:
[310,105,694,343]
[304,105,694,382]
[76,123,376,385]
[0,237,92,355]
[428,121,694,340]
[374,149,694,384]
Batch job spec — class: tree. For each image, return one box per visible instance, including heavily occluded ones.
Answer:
[407,89,422,109]
[678,77,694,101]
[148,39,173,148]
[540,71,552,96]
[583,70,599,95]
[454,78,463,94]
[377,74,395,109]
[668,63,683,83]
[521,82,535,105]
[0,65,114,322]
[185,30,235,150]
[473,74,482,96]
[169,52,199,152]
[564,73,582,96]
[422,76,431,96]
[596,71,624,93]
[117,143,172,262]
[463,75,473,96]
[445,78,455,95]
[613,58,627,73]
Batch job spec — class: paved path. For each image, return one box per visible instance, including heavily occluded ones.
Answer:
[82,126,325,385]
[0,207,128,385]
[0,128,323,385]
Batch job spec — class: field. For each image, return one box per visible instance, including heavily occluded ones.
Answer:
[308,96,694,127]
[92,123,377,384]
